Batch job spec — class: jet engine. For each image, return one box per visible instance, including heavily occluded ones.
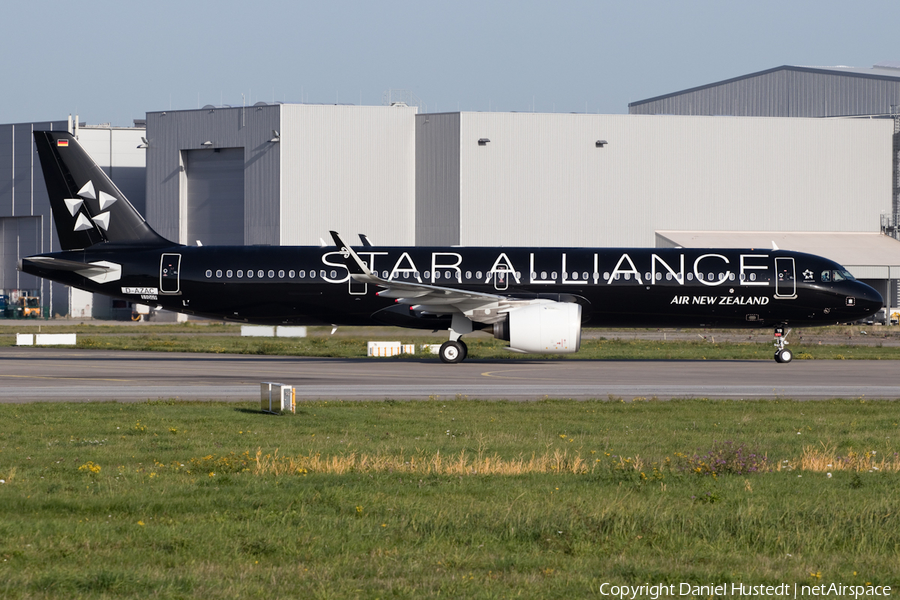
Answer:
[492,302,582,353]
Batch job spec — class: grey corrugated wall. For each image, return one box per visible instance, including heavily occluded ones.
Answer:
[629,67,900,117]
[416,113,460,245]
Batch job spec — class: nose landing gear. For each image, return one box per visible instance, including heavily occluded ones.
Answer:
[774,325,792,363]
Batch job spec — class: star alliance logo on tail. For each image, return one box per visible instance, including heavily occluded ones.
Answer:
[64,180,117,234]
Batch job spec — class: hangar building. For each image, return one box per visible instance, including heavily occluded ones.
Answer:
[144,103,417,247]
[414,111,889,247]
[628,63,900,118]
[0,118,146,318]
[627,63,900,310]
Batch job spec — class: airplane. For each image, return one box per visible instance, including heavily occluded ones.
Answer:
[20,131,883,364]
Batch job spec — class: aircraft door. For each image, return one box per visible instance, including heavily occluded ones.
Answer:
[774,257,796,299]
[160,253,182,294]
[493,269,509,291]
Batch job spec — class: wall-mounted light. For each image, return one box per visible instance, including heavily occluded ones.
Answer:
[201,140,213,148]
[478,138,490,146]
[269,129,281,143]
[595,140,608,148]
[136,136,149,149]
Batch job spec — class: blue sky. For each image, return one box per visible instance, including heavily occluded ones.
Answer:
[3,0,900,126]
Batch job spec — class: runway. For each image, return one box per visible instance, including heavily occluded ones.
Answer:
[1,347,899,402]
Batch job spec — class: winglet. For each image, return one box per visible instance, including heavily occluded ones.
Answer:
[772,241,779,251]
[329,231,379,282]
[358,233,372,247]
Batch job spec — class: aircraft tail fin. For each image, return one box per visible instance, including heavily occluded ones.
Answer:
[33,131,172,250]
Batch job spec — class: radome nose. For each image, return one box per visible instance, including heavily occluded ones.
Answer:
[851,281,883,316]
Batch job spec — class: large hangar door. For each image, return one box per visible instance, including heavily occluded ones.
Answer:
[1,216,41,289]
[184,148,245,246]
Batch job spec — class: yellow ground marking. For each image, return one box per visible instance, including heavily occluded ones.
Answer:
[481,368,569,381]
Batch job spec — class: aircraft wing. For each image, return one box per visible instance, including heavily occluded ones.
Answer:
[329,231,513,322]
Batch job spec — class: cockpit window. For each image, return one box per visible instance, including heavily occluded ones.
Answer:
[822,269,855,282]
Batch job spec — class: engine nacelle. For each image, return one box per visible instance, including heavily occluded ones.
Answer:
[493,302,582,354]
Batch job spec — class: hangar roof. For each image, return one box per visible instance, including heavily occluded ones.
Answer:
[630,64,900,109]
[655,231,900,279]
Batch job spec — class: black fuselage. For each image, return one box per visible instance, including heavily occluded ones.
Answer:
[22,243,883,329]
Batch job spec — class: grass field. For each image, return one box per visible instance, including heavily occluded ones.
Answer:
[3,322,900,360]
[1,399,898,598]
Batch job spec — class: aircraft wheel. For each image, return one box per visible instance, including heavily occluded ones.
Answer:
[774,349,793,364]
[439,340,466,364]
[458,340,468,361]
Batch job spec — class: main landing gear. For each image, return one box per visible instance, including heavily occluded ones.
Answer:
[439,313,474,364]
[439,339,468,364]
[773,325,792,363]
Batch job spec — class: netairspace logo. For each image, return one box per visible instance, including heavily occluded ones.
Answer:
[598,582,892,599]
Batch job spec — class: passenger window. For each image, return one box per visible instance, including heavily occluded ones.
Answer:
[467,271,472,280]
[237,270,243,278]
[433,271,440,280]
[583,272,589,280]
[268,270,275,278]
[551,271,558,279]
[258,270,265,278]
[687,273,693,281]
[226,270,233,278]
[289,270,295,278]
[541,271,547,279]
[320,270,326,278]
[247,270,254,279]
[330,270,337,279]
[216,270,223,278]
[278,270,285,278]
[298,270,305,278]
[205,270,212,278]
[476,271,482,279]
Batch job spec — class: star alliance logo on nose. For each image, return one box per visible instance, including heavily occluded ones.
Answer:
[803,269,814,281]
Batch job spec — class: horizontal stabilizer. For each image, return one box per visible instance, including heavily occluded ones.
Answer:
[20,256,121,284]
[21,256,113,273]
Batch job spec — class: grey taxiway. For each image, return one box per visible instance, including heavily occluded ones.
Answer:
[1,347,898,402]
